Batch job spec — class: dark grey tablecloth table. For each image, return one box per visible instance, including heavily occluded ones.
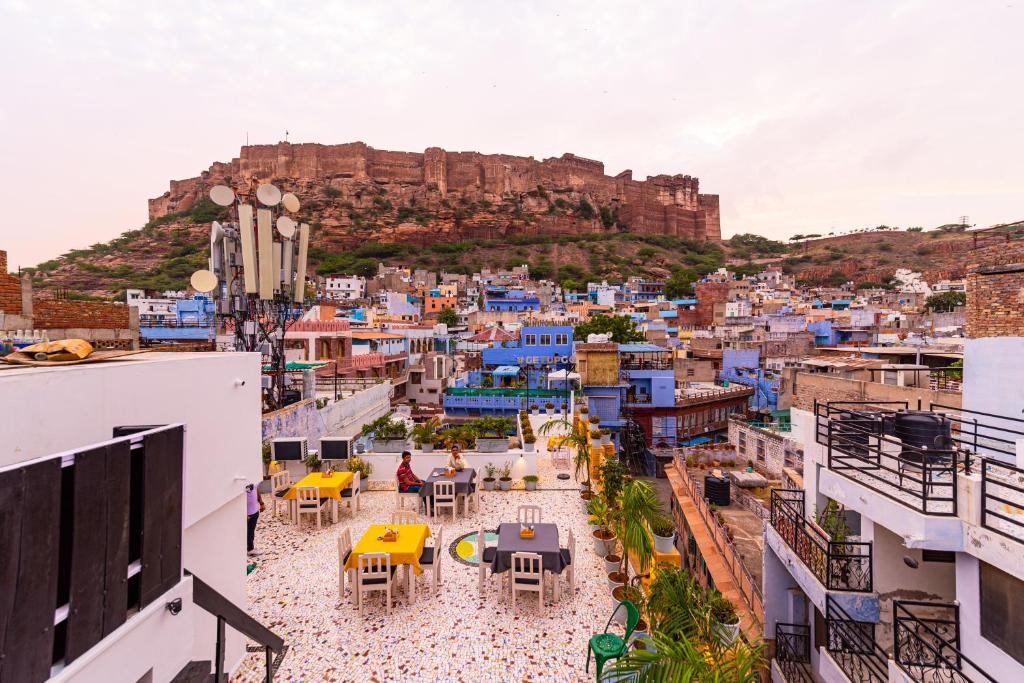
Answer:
[419,467,476,498]
[490,522,566,575]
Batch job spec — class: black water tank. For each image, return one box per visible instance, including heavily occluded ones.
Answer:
[894,411,954,464]
[831,411,881,457]
[704,474,731,506]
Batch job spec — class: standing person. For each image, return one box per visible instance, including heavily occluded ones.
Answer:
[246,483,265,557]
[397,451,424,492]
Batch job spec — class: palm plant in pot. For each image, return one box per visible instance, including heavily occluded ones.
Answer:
[411,417,440,452]
[709,592,741,645]
[482,463,497,491]
[586,496,617,560]
[498,460,513,491]
[439,425,476,451]
[612,479,664,590]
[609,568,763,682]
[539,416,592,490]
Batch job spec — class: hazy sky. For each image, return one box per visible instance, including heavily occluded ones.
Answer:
[2,1,1021,268]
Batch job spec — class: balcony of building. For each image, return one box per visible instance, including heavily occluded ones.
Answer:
[812,400,1024,552]
[442,387,568,416]
[772,622,814,682]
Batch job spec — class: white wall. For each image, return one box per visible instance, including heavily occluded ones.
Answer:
[956,554,1024,681]
[963,337,1024,460]
[361,449,538,484]
[0,352,262,679]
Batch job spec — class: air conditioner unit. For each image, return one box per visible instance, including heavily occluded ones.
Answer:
[271,437,308,462]
[260,375,272,389]
[319,436,353,461]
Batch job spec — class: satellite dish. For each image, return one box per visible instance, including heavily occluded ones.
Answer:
[210,221,225,243]
[256,183,282,207]
[277,215,297,238]
[209,185,235,207]
[190,269,218,293]
[281,193,301,213]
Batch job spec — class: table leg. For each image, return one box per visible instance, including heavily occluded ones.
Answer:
[332,499,338,524]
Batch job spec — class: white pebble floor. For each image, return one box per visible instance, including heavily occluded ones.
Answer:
[234,441,611,682]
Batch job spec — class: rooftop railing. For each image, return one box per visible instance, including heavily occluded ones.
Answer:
[444,388,565,398]
[769,489,873,592]
[981,458,1024,544]
[893,600,997,683]
[775,622,813,683]
[825,595,889,683]
[620,358,674,371]
[816,400,1024,518]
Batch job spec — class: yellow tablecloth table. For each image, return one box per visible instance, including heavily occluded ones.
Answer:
[345,524,432,575]
[283,471,354,501]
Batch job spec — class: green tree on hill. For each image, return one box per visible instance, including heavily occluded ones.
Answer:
[925,291,966,312]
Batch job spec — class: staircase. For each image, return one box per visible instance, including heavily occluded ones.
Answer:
[171,572,285,682]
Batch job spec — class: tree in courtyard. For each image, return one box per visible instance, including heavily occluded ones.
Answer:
[925,291,966,312]
[437,306,459,327]
[664,267,698,299]
[573,314,645,344]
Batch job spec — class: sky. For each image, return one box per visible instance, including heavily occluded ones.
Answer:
[1,0,1022,268]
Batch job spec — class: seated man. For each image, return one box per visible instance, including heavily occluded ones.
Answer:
[397,450,424,492]
[446,446,468,471]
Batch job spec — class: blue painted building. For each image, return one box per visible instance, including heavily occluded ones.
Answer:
[619,343,675,407]
[719,348,779,412]
[807,320,837,346]
[482,286,540,312]
[139,296,216,343]
[481,325,574,389]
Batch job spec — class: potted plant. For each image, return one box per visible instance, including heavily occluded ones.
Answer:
[482,463,497,491]
[346,455,372,491]
[474,416,513,453]
[539,416,592,489]
[523,431,536,452]
[611,479,665,588]
[523,474,539,491]
[303,449,322,473]
[530,403,540,414]
[411,417,439,452]
[580,486,595,512]
[710,594,741,645]
[600,428,611,446]
[561,402,568,414]
[498,461,513,491]
[544,401,555,415]
[651,515,676,554]
[587,497,617,557]
[439,425,476,450]
[361,415,409,452]
[604,549,622,576]
[580,405,589,414]
[588,415,600,425]
[611,585,644,626]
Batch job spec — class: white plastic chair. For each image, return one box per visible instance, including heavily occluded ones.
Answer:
[270,470,293,519]
[510,552,545,613]
[517,505,542,525]
[340,470,361,514]
[432,480,457,520]
[477,526,497,597]
[391,509,422,525]
[395,479,422,512]
[357,552,394,617]
[559,529,575,601]
[418,527,444,595]
[295,486,329,528]
[337,527,354,601]
[459,476,479,516]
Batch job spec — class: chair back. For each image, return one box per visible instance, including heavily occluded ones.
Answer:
[350,470,361,494]
[433,480,455,503]
[567,529,575,563]
[607,600,641,638]
[358,552,391,583]
[338,528,352,563]
[433,527,444,570]
[517,505,542,524]
[270,470,291,493]
[476,526,486,561]
[296,486,320,508]
[511,552,542,585]
[391,510,421,525]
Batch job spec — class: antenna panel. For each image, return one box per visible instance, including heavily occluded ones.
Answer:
[237,204,258,293]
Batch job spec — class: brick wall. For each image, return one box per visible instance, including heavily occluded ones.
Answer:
[792,372,961,412]
[966,241,1024,339]
[0,273,20,315]
[0,249,6,273]
[33,299,130,329]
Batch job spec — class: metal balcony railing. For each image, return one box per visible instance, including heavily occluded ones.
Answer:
[620,358,674,371]
[981,458,1024,544]
[893,600,997,683]
[775,622,813,682]
[816,400,1024,518]
[825,596,889,683]
[769,489,873,592]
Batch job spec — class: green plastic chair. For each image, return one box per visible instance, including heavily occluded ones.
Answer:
[586,599,640,681]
